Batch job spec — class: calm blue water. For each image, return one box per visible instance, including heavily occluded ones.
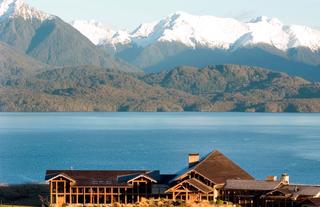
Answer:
[1,113,320,184]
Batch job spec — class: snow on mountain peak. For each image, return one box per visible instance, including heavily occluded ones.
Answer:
[0,0,51,21]
[250,16,283,26]
[71,20,116,45]
[71,11,320,52]
[130,11,249,49]
[286,25,320,51]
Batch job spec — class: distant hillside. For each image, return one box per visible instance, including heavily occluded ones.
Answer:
[0,41,47,79]
[1,64,320,112]
[0,0,139,72]
[0,66,204,112]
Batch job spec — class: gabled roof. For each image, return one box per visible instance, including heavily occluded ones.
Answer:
[224,179,283,191]
[174,150,254,184]
[46,170,149,186]
[46,173,76,183]
[300,198,320,207]
[166,178,213,194]
[291,185,320,200]
[127,174,158,183]
[186,178,214,193]
[117,170,160,183]
[264,184,320,200]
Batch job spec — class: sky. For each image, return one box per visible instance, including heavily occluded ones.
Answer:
[26,0,320,30]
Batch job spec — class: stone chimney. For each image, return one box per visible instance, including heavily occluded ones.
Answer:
[188,153,200,167]
[281,173,289,184]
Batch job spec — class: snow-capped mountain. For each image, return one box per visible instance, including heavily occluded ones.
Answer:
[70,20,116,45]
[0,0,51,21]
[0,0,139,72]
[72,11,320,52]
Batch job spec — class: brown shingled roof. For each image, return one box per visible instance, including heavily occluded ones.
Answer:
[300,198,320,207]
[175,150,254,184]
[291,185,320,200]
[46,170,149,186]
[224,179,283,191]
[166,178,213,193]
[186,178,214,193]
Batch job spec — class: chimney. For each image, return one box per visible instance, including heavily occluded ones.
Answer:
[281,173,289,184]
[265,176,277,182]
[188,153,200,167]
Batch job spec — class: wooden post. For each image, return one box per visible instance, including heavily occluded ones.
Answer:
[90,187,93,204]
[118,187,120,203]
[137,182,140,202]
[56,182,58,206]
[125,187,127,205]
[76,187,78,204]
[97,187,99,205]
[63,180,66,204]
[104,187,107,204]
[50,182,53,204]
[111,187,113,204]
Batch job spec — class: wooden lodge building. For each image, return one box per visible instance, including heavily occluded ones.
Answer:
[45,150,320,207]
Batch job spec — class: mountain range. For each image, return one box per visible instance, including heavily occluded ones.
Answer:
[0,0,320,112]
[72,12,320,81]
[0,0,138,72]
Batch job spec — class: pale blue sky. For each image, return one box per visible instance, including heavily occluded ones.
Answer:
[26,0,320,30]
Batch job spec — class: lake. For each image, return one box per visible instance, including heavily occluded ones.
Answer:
[1,112,320,184]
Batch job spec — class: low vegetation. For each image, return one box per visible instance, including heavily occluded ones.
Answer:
[113,198,235,207]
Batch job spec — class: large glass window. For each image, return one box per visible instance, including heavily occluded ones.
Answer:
[99,195,104,204]
[58,182,64,193]
[52,183,56,193]
[99,188,104,193]
[71,195,77,203]
[52,196,56,204]
[85,195,90,204]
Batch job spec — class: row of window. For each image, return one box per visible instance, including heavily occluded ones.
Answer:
[51,182,152,194]
[51,194,151,204]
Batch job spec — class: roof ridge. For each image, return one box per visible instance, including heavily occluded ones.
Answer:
[192,150,221,170]
[194,150,253,180]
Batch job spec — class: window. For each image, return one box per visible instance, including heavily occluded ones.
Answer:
[85,195,90,204]
[52,196,56,204]
[58,182,64,193]
[52,183,56,193]
[106,195,111,204]
[72,195,77,203]
[99,195,104,204]
[78,195,84,203]
[66,182,70,193]
[99,188,104,193]
[66,195,70,203]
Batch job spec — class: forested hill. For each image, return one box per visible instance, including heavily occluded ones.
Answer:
[1,64,320,112]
